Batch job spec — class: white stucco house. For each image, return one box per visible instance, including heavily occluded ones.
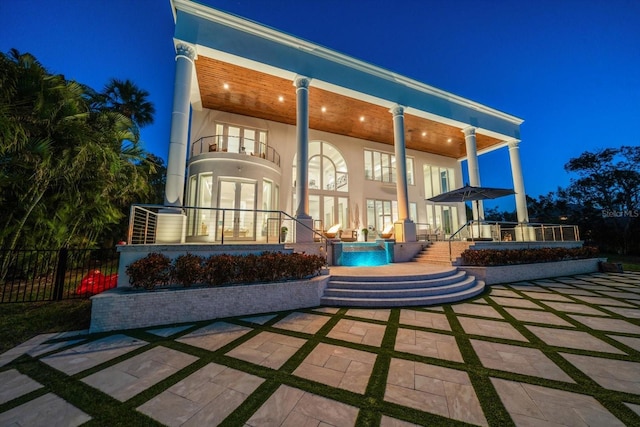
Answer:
[160,0,529,246]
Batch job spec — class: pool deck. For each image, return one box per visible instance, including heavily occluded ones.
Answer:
[1,269,640,426]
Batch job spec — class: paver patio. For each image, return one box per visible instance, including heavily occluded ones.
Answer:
[1,271,640,426]
[138,363,264,426]
[526,325,626,354]
[491,378,625,426]
[293,343,377,394]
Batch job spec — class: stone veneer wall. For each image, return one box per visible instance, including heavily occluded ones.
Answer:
[90,275,329,333]
[459,258,603,285]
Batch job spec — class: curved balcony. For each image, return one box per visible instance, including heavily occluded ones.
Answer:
[191,135,281,167]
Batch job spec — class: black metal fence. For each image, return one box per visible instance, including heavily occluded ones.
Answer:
[0,248,119,303]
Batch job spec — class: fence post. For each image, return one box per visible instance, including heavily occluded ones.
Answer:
[53,247,68,301]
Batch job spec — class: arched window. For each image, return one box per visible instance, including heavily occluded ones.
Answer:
[293,141,348,192]
[293,141,349,230]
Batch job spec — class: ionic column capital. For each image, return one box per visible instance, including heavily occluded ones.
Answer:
[389,105,405,117]
[175,43,196,61]
[294,75,311,90]
[462,126,476,137]
[507,139,521,149]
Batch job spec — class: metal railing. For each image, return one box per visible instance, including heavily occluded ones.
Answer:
[128,204,329,250]
[129,205,159,244]
[191,135,281,167]
[447,220,581,261]
[0,248,119,303]
[449,220,580,243]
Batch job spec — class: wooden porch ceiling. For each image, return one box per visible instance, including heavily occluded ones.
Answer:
[196,57,503,159]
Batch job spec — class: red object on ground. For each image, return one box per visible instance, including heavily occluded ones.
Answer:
[75,270,118,295]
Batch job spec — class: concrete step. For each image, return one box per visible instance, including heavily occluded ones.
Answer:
[330,267,458,283]
[323,275,476,299]
[321,281,486,307]
[326,270,470,291]
[322,265,485,307]
[413,259,455,266]
[410,241,472,266]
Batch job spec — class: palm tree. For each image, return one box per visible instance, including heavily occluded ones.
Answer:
[0,50,155,250]
[95,78,155,142]
[0,49,86,250]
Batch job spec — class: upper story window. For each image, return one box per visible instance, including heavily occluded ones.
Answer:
[424,164,455,198]
[214,123,267,155]
[364,149,414,185]
[190,123,280,166]
[293,141,348,192]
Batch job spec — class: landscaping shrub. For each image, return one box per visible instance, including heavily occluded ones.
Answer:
[202,254,236,286]
[124,251,327,289]
[173,253,204,287]
[460,246,599,266]
[125,252,172,289]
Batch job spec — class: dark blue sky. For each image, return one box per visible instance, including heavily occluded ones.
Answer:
[2,0,639,211]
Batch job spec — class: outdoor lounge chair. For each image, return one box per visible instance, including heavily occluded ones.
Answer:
[428,227,442,241]
[324,223,342,239]
[340,229,357,242]
[380,224,394,239]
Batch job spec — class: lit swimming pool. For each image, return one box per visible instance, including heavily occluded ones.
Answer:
[334,242,393,266]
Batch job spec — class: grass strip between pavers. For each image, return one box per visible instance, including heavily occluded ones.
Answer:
[14,356,164,426]
[2,272,640,426]
[444,305,515,427]
[485,278,640,425]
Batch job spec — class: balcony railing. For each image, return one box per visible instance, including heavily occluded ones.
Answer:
[191,135,281,167]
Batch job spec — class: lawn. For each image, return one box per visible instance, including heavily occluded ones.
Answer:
[0,299,91,354]
[603,252,640,272]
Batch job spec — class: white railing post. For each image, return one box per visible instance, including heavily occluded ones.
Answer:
[144,210,150,244]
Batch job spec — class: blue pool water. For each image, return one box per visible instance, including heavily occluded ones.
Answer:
[335,242,392,266]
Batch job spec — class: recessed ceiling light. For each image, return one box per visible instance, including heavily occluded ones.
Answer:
[278,95,284,102]
[223,83,229,90]
[447,138,452,143]
[359,116,365,122]
[422,131,427,137]
[321,106,327,113]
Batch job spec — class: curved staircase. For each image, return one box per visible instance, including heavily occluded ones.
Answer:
[321,264,485,307]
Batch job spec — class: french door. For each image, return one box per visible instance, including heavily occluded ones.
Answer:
[309,195,349,231]
[217,179,256,241]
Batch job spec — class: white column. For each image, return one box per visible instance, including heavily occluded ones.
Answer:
[293,76,313,243]
[463,126,484,220]
[294,76,311,219]
[390,105,416,242]
[508,140,530,223]
[164,43,195,207]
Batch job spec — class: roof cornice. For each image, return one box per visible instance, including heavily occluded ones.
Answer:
[172,0,523,126]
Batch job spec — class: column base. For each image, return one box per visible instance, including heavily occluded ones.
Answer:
[156,212,186,243]
[394,220,417,243]
[295,217,314,243]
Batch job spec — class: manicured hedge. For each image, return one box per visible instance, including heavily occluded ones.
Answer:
[460,246,599,266]
[126,252,326,289]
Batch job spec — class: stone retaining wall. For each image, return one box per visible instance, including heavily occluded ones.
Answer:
[459,258,603,285]
[90,275,330,333]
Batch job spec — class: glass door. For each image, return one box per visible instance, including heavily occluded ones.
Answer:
[217,179,256,241]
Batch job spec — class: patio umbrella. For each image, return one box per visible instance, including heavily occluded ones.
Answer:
[427,185,515,239]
